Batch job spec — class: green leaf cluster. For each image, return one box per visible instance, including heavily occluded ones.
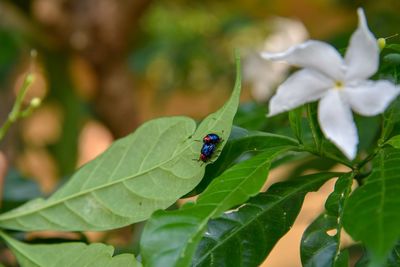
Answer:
[1,42,400,267]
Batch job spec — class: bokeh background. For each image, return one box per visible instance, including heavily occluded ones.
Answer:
[0,0,399,266]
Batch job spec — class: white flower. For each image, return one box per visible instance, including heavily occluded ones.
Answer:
[261,8,400,160]
[244,17,308,101]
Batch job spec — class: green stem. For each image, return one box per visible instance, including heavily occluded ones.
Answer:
[0,74,35,141]
[298,145,353,169]
[353,147,381,172]
[306,104,321,153]
[333,172,354,262]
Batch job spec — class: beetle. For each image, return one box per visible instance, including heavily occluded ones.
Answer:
[199,143,217,162]
[202,133,222,144]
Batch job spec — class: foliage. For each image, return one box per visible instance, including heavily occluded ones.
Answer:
[0,3,400,267]
[0,232,142,267]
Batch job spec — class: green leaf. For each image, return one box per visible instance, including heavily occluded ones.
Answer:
[354,114,381,151]
[207,130,298,176]
[301,213,341,267]
[301,214,349,267]
[192,128,298,195]
[386,44,400,52]
[386,135,400,149]
[301,173,352,267]
[306,102,324,152]
[325,173,353,217]
[356,240,400,267]
[289,106,303,143]
[386,241,400,267]
[334,250,349,267]
[0,55,242,231]
[140,147,291,267]
[384,53,400,66]
[193,172,341,267]
[343,148,400,265]
[381,97,400,142]
[0,232,141,267]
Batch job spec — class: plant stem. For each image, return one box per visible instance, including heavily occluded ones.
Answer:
[297,145,353,169]
[0,74,35,142]
[353,146,381,172]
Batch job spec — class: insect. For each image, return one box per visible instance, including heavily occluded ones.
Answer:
[199,143,217,162]
[202,133,222,145]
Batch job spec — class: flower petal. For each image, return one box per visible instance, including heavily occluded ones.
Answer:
[343,80,400,116]
[344,8,379,81]
[268,69,332,116]
[261,40,344,80]
[318,90,358,159]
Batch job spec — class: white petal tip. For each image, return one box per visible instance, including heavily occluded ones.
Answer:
[266,110,277,117]
[357,8,367,27]
[344,150,356,161]
[260,52,277,60]
[357,7,365,16]
[329,138,357,160]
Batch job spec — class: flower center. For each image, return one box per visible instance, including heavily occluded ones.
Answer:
[334,80,344,90]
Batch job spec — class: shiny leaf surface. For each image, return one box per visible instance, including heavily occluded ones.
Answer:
[140,147,292,267]
[0,232,141,267]
[193,172,341,267]
[0,55,242,231]
[343,148,400,265]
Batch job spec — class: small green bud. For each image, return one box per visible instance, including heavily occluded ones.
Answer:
[25,73,35,85]
[377,38,386,50]
[30,97,41,108]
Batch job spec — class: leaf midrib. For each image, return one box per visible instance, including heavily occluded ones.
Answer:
[0,82,242,222]
[177,155,272,265]
[376,151,387,255]
[0,232,42,267]
[194,172,342,266]
[0,115,234,222]
[0,130,194,222]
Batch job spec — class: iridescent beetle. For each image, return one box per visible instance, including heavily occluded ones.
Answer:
[202,133,222,145]
[199,143,217,162]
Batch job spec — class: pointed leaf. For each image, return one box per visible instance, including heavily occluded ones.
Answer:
[383,53,400,66]
[386,44,400,52]
[140,147,292,267]
[343,148,400,264]
[289,106,304,143]
[193,128,298,194]
[386,135,400,149]
[207,129,298,177]
[192,172,341,267]
[301,213,340,267]
[325,173,353,216]
[0,55,242,231]
[301,173,352,267]
[0,232,141,267]
[301,214,349,267]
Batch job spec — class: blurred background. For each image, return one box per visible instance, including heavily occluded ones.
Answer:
[0,0,399,266]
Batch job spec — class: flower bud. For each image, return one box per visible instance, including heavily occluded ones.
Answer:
[25,73,35,86]
[377,38,386,50]
[30,97,42,108]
